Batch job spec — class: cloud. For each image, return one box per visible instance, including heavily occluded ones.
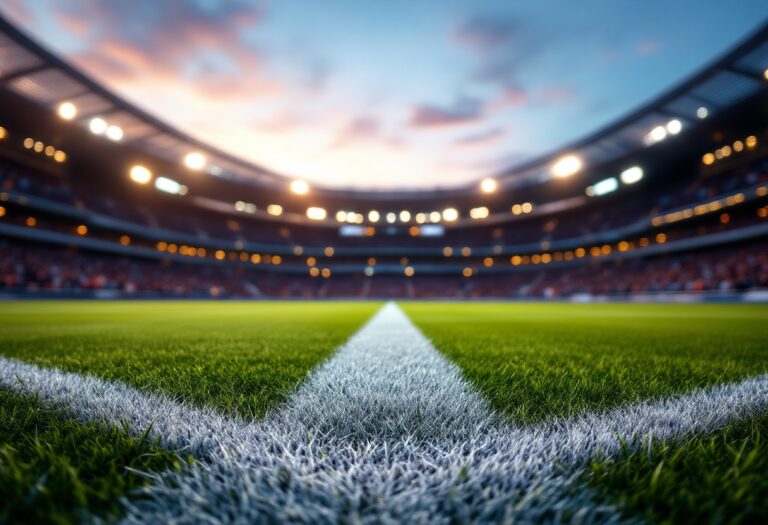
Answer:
[48,0,275,102]
[454,127,506,147]
[454,13,550,89]
[330,116,381,148]
[0,0,32,24]
[410,97,484,128]
[453,17,519,54]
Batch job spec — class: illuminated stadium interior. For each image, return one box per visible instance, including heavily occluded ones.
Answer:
[4,4,768,524]
[1,15,767,298]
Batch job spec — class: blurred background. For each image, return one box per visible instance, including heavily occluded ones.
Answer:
[0,2,767,300]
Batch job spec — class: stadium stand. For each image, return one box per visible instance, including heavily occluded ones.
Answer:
[1,15,767,300]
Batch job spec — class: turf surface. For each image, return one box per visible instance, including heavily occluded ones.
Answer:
[0,388,187,524]
[403,302,768,424]
[586,410,768,524]
[0,301,379,419]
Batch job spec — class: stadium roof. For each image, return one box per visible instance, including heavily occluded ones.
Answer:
[0,14,767,198]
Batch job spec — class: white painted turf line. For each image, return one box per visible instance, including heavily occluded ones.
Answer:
[0,303,767,523]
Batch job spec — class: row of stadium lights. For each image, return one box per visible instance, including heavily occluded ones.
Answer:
[701,135,758,166]
[10,209,765,277]
[53,94,597,223]
[22,137,67,163]
[650,188,763,226]
[13,177,760,258]
[54,99,722,225]
[0,126,67,163]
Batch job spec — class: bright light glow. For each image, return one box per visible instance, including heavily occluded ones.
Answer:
[306,207,327,220]
[155,176,186,195]
[53,150,66,163]
[129,165,152,184]
[399,210,411,222]
[0,127,6,140]
[267,204,283,216]
[415,213,426,224]
[368,210,380,222]
[469,206,489,219]
[290,180,310,195]
[404,266,415,277]
[336,210,347,222]
[666,119,682,135]
[764,68,768,80]
[620,166,643,185]
[429,211,441,223]
[106,125,123,142]
[646,125,667,144]
[521,202,533,213]
[183,151,206,170]
[442,208,459,222]
[586,177,618,197]
[551,154,582,178]
[697,106,709,119]
[480,177,497,193]
[57,101,77,120]
[386,212,397,223]
[89,117,107,135]
[364,266,374,277]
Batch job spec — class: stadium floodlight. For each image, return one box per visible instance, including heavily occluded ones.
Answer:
[106,125,124,142]
[586,177,618,197]
[267,204,283,216]
[551,154,582,178]
[89,117,107,135]
[155,176,187,195]
[469,206,489,219]
[336,211,347,222]
[399,210,411,222]
[480,177,497,193]
[57,101,77,120]
[429,211,441,223]
[367,210,380,223]
[697,106,709,119]
[645,125,667,145]
[129,165,152,184]
[306,207,327,220]
[442,208,459,222]
[620,166,643,185]
[666,119,682,135]
[183,151,206,170]
[415,213,426,224]
[386,212,397,224]
[290,180,310,195]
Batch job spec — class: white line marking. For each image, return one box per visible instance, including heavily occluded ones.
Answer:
[1,302,767,523]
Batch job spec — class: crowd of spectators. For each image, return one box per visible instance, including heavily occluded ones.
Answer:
[2,240,766,299]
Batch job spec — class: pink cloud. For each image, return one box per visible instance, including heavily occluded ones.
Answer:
[410,98,484,128]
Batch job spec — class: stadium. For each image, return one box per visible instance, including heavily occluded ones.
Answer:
[1,2,768,523]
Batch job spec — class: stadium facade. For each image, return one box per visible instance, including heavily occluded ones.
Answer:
[1,15,767,299]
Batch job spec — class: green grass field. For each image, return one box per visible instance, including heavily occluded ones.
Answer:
[1,300,767,523]
[403,302,768,522]
[0,301,379,418]
[403,302,768,423]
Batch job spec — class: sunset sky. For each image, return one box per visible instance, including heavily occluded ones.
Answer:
[2,0,766,189]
